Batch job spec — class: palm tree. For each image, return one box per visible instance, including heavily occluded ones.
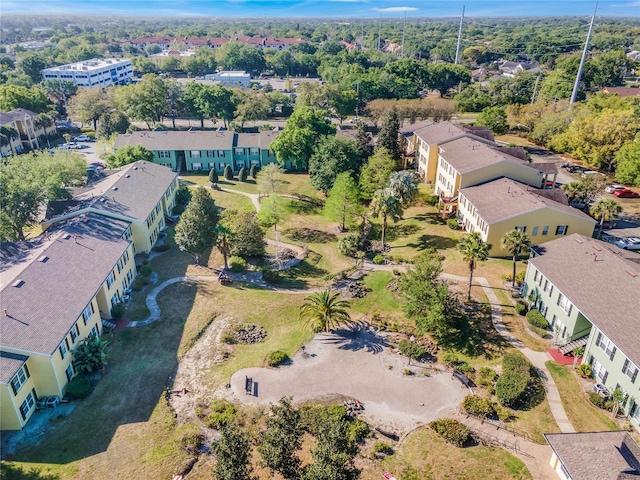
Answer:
[299,290,352,333]
[458,232,491,302]
[572,346,585,369]
[562,182,585,203]
[370,188,403,249]
[590,198,622,238]
[501,230,531,287]
[215,224,232,270]
[388,170,419,206]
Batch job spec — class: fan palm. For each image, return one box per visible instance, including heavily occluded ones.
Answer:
[299,290,352,333]
[501,230,531,287]
[590,198,622,238]
[458,232,491,302]
[370,188,403,249]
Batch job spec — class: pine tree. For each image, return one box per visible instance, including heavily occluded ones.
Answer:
[249,164,259,179]
[209,168,219,184]
[377,109,402,164]
[324,172,362,231]
[174,188,219,265]
[223,164,233,180]
[355,121,373,164]
[238,167,247,182]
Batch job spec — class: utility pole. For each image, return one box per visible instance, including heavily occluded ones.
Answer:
[401,11,406,58]
[454,5,465,64]
[531,74,541,104]
[571,1,598,104]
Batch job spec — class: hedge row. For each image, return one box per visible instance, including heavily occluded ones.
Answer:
[526,309,548,329]
[495,352,531,407]
[429,418,471,447]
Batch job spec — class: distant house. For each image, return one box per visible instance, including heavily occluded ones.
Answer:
[128,36,302,52]
[204,70,251,87]
[521,234,640,431]
[0,108,56,155]
[113,130,288,173]
[458,178,596,256]
[601,86,640,98]
[1,213,136,430]
[498,60,541,78]
[545,431,640,479]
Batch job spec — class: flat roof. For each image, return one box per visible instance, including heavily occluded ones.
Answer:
[545,431,640,480]
[0,213,131,356]
[459,177,594,225]
[42,58,131,73]
[530,234,640,367]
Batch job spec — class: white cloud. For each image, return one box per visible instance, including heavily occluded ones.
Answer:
[373,6,418,12]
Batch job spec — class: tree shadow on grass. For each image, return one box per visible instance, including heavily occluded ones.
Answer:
[286,199,322,215]
[414,212,447,225]
[284,228,337,244]
[368,223,420,243]
[276,256,329,289]
[406,234,458,251]
[318,324,389,354]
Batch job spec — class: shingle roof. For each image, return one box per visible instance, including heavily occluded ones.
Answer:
[545,431,640,480]
[0,108,37,125]
[114,130,236,152]
[0,351,28,384]
[259,130,280,150]
[0,213,131,356]
[413,121,495,145]
[399,119,434,135]
[530,234,640,366]
[459,178,594,224]
[88,161,178,221]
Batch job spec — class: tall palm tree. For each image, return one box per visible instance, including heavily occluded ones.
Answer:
[562,182,585,203]
[590,198,622,238]
[214,224,232,270]
[388,170,419,206]
[501,230,531,287]
[370,188,403,249]
[458,232,491,302]
[299,290,352,333]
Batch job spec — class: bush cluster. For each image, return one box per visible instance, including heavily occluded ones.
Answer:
[372,254,385,265]
[443,353,476,379]
[139,264,153,277]
[229,256,247,272]
[477,367,498,393]
[588,392,614,411]
[515,302,528,316]
[462,394,496,418]
[111,303,126,319]
[205,401,237,429]
[526,309,548,329]
[446,218,459,230]
[66,375,92,399]
[261,267,279,284]
[152,243,170,252]
[266,350,289,367]
[577,364,592,377]
[495,353,531,407]
[372,442,394,455]
[429,418,471,447]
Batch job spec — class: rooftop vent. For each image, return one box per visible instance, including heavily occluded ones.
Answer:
[100,197,107,202]
[112,187,118,191]
[38,256,49,263]
[133,167,138,170]
[12,279,25,288]
[627,270,638,278]
[574,237,584,244]
[125,174,130,178]
[592,245,602,252]
[63,234,71,240]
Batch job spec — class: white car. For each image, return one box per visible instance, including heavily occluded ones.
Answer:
[605,184,626,194]
[615,237,640,251]
[73,135,92,142]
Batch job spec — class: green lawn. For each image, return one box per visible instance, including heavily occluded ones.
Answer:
[361,426,532,480]
[546,361,619,432]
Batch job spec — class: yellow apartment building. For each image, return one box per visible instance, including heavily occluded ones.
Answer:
[458,178,596,256]
[1,214,136,430]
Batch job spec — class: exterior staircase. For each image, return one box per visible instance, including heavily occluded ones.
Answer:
[559,335,589,355]
[102,319,117,330]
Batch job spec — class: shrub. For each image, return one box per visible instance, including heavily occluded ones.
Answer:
[238,167,247,182]
[205,401,237,429]
[515,271,526,285]
[139,264,153,277]
[172,204,185,214]
[111,303,126,319]
[175,185,191,206]
[223,165,233,180]
[515,302,528,316]
[526,309,548,329]
[462,394,496,418]
[338,233,361,258]
[209,169,219,184]
[456,363,476,378]
[446,218,459,230]
[577,363,592,377]
[429,418,471,447]
[152,243,170,252]
[495,371,530,407]
[66,375,92,399]
[261,267,279,284]
[588,392,608,409]
[229,256,247,272]
[348,418,371,443]
[426,194,440,206]
[267,350,289,367]
[373,442,394,455]
[372,254,385,265]
[249,164,259,179]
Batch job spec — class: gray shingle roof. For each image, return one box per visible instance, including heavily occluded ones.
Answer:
[530,234,640,366]
[114,130,235,151]
[0,108,38,125]
[545,431,640,480]
[460,178,594,224]
[412,120,495,145]
[0,351,29,384]
[0,213,131,356]
[89,161,177,221]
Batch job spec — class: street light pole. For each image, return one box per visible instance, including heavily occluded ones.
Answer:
[571,1,598,104]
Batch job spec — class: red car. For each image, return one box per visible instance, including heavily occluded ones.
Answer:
[613,189,640,198]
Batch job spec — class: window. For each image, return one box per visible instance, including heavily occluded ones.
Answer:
[234,147,244,155]
[590,357,608,384]
[532,226,539,236]
[555,225,568,236]
[542,226,549,236]
[551,315,567,339]
[534,270,541,284]
[10,365,30,396]
[250,147,259,155]
[557,293,573,315]
[217,150,225,157]
[19,390,36,420]
[191,162,202,170]
[158,150,170,158]
[543,279,553,296]
[82,302,94,325]
[111,292,119,308]
[206,150,215,157]
[622,359,638,383]
[65,364,75,382]
[596,332,617,361]
[59,341,68,360]
[190,150,201,158]
[70,323,79,343]
[122,226,132,240]
[91,324,100,337]
[515,226,527,233]
[106,271,115,288]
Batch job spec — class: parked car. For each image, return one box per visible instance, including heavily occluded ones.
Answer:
[581,170,606,179]
[614,237,640,251]
[565,164,586,173]
[605,184,626,194]
[545,181,563,189]
[593,384,610,398]
[90,161,106,168]
[73,134,92,142]
[599,233,617,244]
[613,189,640,198]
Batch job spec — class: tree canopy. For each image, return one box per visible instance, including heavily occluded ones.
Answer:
[174,187,219,264]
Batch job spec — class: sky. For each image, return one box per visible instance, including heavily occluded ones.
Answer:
[1,0,639,18]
